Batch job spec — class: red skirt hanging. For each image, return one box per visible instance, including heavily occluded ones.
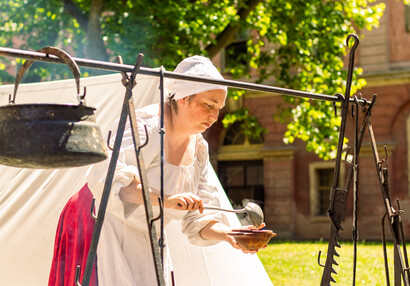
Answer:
[48,184,98,286]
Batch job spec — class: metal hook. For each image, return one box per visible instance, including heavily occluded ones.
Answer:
[75,265,82,286]
[393,209,405,217]
[151,197,163,224]
[335,93,344,101]
[344,146,351,165]
[394,199,405,216]
[369,94,377,110]
[397,199,403,212]
[107,130,114,151]
[360,98,368,113]
[351,95,360,118]
[346,34,360,53]
[378,145,389,169]
[354,95,360,106]
[332,102,337,117]
[8,93,15,104]
[77,86,87,105]
[331,93,344,116]
[90,198,97,221]
[351,103,355,118]
[137,125,149,155]
[383,145,388,162]
[159,237,166,249]
[343,34,359,106]
[318,250,325,267]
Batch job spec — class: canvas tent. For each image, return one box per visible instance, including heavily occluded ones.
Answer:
[0,73,272,285]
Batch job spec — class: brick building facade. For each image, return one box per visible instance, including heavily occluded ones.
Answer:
[206,0,410,240]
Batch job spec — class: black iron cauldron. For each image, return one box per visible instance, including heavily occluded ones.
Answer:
[0,47,107,168]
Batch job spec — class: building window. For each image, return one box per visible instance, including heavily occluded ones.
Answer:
[222,29,249,74]
[309,162,345,219]
[223,121,246,145]
[222,121,264,146]
[316,168,333,216]
[218,160,264,224]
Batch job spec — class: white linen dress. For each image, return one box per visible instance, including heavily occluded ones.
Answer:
[87,103,228,286]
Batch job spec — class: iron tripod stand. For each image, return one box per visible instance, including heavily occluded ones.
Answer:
[76,54,167,286]
[367,110,410,286]
[319,92,410,286]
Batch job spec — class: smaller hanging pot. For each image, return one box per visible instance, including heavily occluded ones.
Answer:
[0,46,107,169]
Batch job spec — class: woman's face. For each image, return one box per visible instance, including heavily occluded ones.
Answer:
[178,89,226,134]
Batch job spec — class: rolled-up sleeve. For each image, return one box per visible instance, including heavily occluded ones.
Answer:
[86,110,159,224]
[181,139,229,246]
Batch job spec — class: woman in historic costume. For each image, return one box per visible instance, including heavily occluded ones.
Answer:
[48,56,264,286]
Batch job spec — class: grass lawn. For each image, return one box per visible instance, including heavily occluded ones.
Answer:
[258,240,398,286]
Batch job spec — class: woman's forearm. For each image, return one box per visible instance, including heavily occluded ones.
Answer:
[200,221,261,254]
[119,178,163,206]
[119,178,203,212]
[199,221,232,242]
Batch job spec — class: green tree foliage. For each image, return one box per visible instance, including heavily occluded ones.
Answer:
[0,0,397,159]
[223,107,266,143]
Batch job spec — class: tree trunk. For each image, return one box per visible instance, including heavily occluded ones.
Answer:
[86,0,109,61]
[63,0,88,31]
[205,0,263,58]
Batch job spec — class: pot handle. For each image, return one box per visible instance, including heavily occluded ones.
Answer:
[9,46,84,105]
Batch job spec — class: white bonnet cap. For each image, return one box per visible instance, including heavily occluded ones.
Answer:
[166,55,227,101]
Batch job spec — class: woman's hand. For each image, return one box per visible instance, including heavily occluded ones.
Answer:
[120,179,204,214]
[164,193,204,213]
[200,221,268,254]
[225,234,262,254]
[231,223,268,253]
[226,223,267,254]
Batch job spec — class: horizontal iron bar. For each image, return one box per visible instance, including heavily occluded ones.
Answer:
[0,47,369,105]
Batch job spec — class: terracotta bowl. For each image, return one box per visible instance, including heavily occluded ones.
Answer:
[228,229,277,250]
